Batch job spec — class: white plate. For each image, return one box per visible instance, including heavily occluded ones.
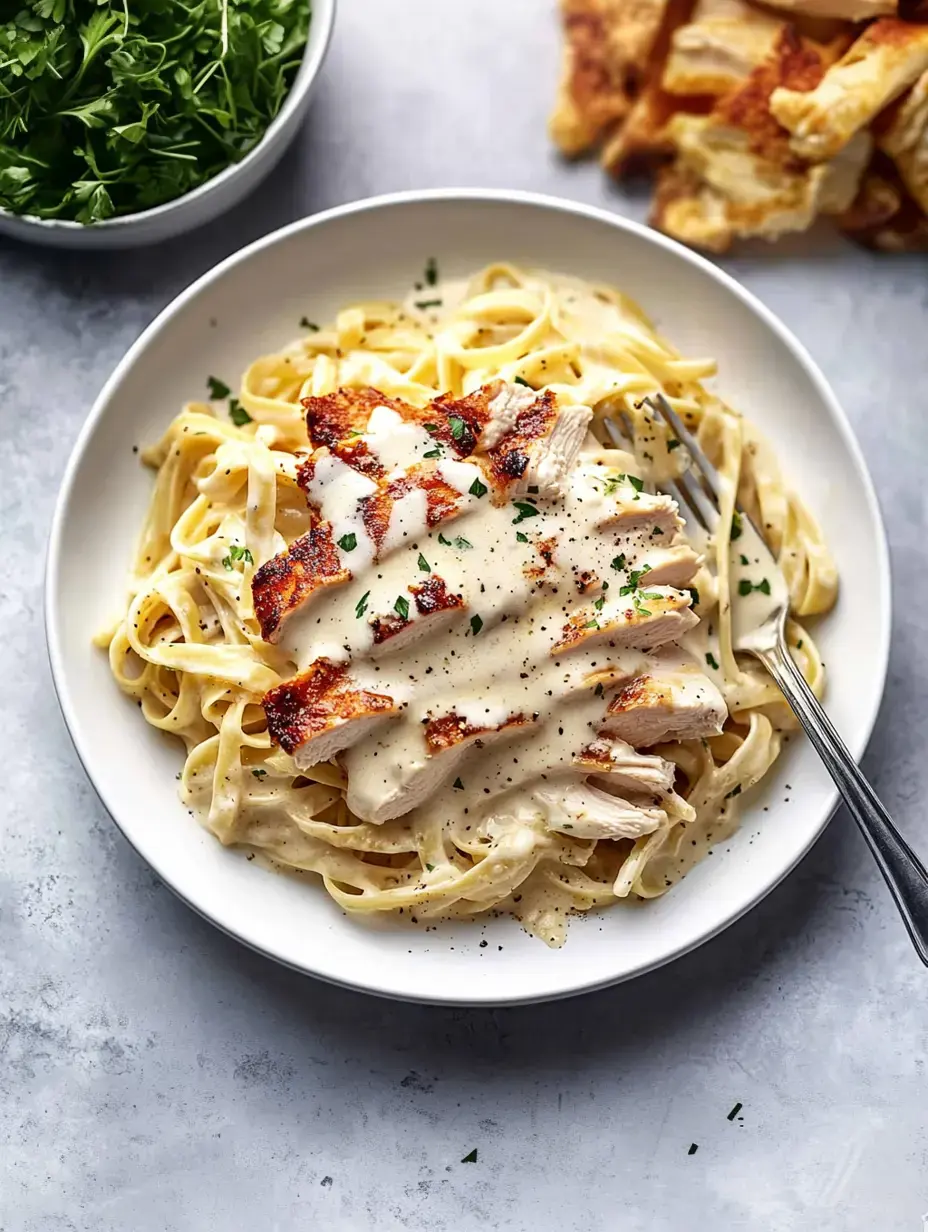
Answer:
[0,0,335,249]
[46,191,890,1004]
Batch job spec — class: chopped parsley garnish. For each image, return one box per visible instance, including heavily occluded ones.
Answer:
[355,591,370,619]
[394,595,410,621]
[337,534,357,552]
[667,438,681,451]
[601,474,624,497]
[619,565,652,596]
[470,614,484,636]
[417,553,431,572]
[229,400,252,427]
[423,447,442,459]
[738,578,771,597]
[207,376,230,400]
[512,501,540,524]
[706,652,720,671]
[425,257,439,286]
[740,554,750,566]
[593,594,606,612]
[454,536,473,550]
[222,544,253,570]
[424,423,440,433]
[425,863,435,872]
[583,619,600,630]
[452,777,464,790]
[469,478,488,498]
[300,318,320,331]
[251,768,268,780]
[610,554,627,572]
[639,591,663,601]
[461,1149,478,1164]
[796,638,804,649]
[438,533,452,546]
[730,511,744,541]
[594,682,604,697]
[627,474,644,493]
[415,299,443,311]
[449,415,466,441]
[514,376,532,388]
[515,531,529,543]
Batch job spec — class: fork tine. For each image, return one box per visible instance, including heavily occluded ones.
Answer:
[644,393,724,505]
[666,476,715,535]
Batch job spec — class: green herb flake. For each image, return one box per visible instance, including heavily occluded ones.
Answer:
[461,1149,478,1164]
[593,594,606,612]
[469,478,488,499]
[423,447,442,459]
[639,591,663,601]
[207,376,230,400]
[394,595,410,621]
[438,533,452,546]
[512,501,540,524]
[425,257,439,286]
[731,511,744,541]
[740,554,750,566]
[417,552,431,572]
[300,318,320,331]
[757,577,771,595]
[706,652,720,671]
[228,544,253,565]
[415,299,443,311]
[583,619,600,630]
[448,415,466,442]
[454,537,473,550]
[355,591,371,619]
[739,578,771,597]
[610,554,627,572]
[229,400,252,427]
[470,614,483,636]
[627,474,644,492]
[513,376,532,388]
[667,438,681,451]
[251,768,268,780]
[515,531,529,543]
[425,862,435,872]
[452,777,464,790]
[338,534,357,553]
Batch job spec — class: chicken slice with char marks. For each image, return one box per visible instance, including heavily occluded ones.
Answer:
[252,522,351,643]
[553,586,698,655]
[346,712,535,824]
[368,576,466,657]
[263,657,400,770]
[573,737,677,796]
[600,653,726,746]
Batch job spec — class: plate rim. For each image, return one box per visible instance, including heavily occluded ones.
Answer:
[44,188,892,1005]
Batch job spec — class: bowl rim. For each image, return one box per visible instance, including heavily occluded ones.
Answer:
[45,188,892,1003]
[0,0,336,235]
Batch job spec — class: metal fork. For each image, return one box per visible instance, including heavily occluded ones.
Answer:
[637,393,928,966]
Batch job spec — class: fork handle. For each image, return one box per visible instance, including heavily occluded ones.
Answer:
[754,639,928,967]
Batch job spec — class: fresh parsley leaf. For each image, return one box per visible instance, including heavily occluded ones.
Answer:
[424,423,440,433]
[228,544,253,565]
[731,512,744,541]
[423,447,442,459]
[438,533,452,546]
[583,619,600,629]
[706,652,720,671]
[593,594,606,612]
[740,554,750,566]
[469,478,488,498]
[229,400,252,427]
[627,474,644,492]
[355,591,370,619]
[417,552,431,572]
[470,614,483,636]
[757,577,771,595]
[452,777,464,790]
[251,768,268,780]
[394,595,410,621]
[207,376,230,400]
[300,318,319,331]
[639,591,663,601]
[337,534,357,552]
[512,501,540,524]
[610,554,626,572]
[415,299,443,310]
[454,537,473,550]
[667,438,681,451]
[513,376,532,388]
[425,862,435,872]
[738,578,771,597]
[515,531,529,543]
[449,415,466,441]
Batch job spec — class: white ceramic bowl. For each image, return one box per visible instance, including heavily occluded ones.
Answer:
[0,0,335,250]
[46,190,891,1003]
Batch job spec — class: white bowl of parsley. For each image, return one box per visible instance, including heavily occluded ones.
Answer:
[0,0,334,248]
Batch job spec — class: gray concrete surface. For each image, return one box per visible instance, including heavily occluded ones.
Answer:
[2,1,928,1228]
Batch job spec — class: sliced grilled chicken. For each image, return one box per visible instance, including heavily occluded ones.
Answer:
[346,711,534,823]
[637,542,700,588]
[594,487,683,537]
[770,19,928,163]
[600,657,726,746]
[303,387,413,450]
[263,657,399,769]
[368,576,466,657]
[878,69,928,216]
[573,737,677,796]
[252,523,351,643]
[553,587,698,655]
[663,0,784,99]
[533,779,667,840]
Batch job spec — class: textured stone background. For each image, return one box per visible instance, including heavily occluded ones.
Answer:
[2,1,928,1228]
